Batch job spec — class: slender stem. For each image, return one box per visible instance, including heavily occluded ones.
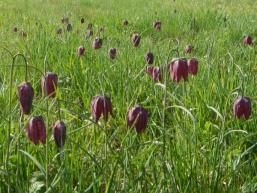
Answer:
[16,113,23,188]
[43,63,49,191]
[6,56,16,193]
[12,53,29,82]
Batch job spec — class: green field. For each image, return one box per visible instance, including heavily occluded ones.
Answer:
[1,0,257,192]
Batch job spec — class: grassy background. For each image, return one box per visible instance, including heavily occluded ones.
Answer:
[0,0,257,192]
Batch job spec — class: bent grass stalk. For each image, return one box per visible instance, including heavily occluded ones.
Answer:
[6,53,29,192]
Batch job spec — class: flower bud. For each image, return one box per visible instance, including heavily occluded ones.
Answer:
[127,105,148,133]
[243,35,252,45]
[17,82,34,115]
[27,116,46,144]
[91,95,113,123]
[108,48,117,59]
[187,58,198,75]
[146,66,161,82]
[41,72,58,97]
[153,21,161,31]
[92,37,103,49]
[52,120,66,148]
[131,33,141,47]
[78,45,85,56]
[233,96,251,119]
[146,66,154,75]
[145,52,154,64]
[152,67,162,81]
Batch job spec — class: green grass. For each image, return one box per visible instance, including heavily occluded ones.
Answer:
[0,0,257,192]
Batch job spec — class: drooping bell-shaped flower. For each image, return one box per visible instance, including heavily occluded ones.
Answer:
[233,96,251,119]
[41,72,58,98]
[77,45,85,56]
[52,120,66,148]
[91,95,113,123]
[108,48,117,59]
[152,67,162,81]
[145,52,154,64]
[243,35,252,45]
[146,66,161,82]
[92,37,103,49]
[187,58,198,75]
[127,105,148,133]
[131,33,141,47]
[17,82,34,115]
[153,21,161,31]
[27,116,46,144]
[169,58,188,82]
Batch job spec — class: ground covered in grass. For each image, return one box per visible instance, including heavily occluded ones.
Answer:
[0,0,257,192]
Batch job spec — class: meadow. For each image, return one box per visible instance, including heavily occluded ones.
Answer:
[0,0,257,192]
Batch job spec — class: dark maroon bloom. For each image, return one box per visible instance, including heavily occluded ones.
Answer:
[145,52,154,64]
[41,72,58,97]
[146,66,154,75]
[185,44,193,54]
[81,17,85,24]
[92,37,103,49]
[27,116,46,145]
[13,27,18,32]
[123,20,128,26]
[127,105,148,133]
[17,82,34,115]
[77,45,85,56]
[61,17,69,24]
[52,120,66,148]
[187,58,198,75]
[243,36,252,45]
[66,23,72,32]
[91,95,113,123]
[233,96,251,119]
[152,67,162,81]
[169,58,188,82]
[146,66,161,82]
[87,23,93,30]
[153,21,161,31]
[131,33,141,47]
[108,48,117,59]
[56,28,62,34]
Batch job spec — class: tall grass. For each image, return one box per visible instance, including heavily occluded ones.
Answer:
[0,0,257,192]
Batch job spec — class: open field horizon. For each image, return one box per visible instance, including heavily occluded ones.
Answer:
[0,0,257,192]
